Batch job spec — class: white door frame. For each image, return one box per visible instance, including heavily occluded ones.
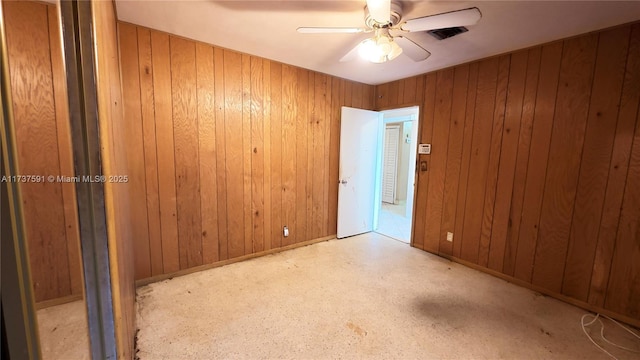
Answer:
[373,106,420,235]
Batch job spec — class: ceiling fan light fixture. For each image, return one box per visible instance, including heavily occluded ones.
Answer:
[358,32,403,63]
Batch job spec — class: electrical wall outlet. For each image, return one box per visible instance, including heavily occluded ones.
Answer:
[446,232,453,242]
[283,226,289,237]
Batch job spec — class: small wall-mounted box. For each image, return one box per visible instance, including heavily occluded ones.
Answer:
[418,144,431,155]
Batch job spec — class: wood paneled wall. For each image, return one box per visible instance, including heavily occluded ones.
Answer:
[376,22,640,322]
[117,23,375,280]
[4,1,83,303]
[93,1,136,358]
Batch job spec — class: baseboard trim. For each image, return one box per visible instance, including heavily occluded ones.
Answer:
[35,294,83,310]
[437,253,640,328]
[135,235,336,287]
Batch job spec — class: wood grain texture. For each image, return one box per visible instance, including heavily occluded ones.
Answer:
[93,1,137,357]
[328,79,343,235]
[223,49,245,258]
[295,68,309,244]
[250,56,265,253]
[5,1,71,301]
[119,23,151,279]
[478,55,510,268]
[514,42,563,282]
[196,42,219,264]
[281,65,298,245]
[412,74,437,250]
[242,54,253,255]
[532,34,598,293]
[262,59,272,251]
[423,69,453,253]
[460,57,500,263]
[453,64,478,258]
[604,108,640,318]
[562,26,630,301]
[313,73,327,240]
[47,5,83,296]
[503,48,541,276]
[150,30,180,273]
[438,66,469,256]
[488,51,527,271]
[137,28,163,276]
[214,47,229,261]
[589,24,640,307]
[270,62,283,249]
[602,25,640,318]
[171,36,203,269]
[373,21,640,322]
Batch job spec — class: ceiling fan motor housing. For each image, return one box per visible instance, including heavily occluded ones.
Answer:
[365,1,403,28]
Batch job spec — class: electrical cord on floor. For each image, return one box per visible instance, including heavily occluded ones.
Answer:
[581,313,640,360]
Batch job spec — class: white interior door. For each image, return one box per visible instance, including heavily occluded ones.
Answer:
[382,125,400,204]
[337,107,382,239]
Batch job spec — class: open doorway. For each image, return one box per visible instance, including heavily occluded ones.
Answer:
[374,107,419,243]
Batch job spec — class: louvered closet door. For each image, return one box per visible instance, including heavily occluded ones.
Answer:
[382,125,400,204]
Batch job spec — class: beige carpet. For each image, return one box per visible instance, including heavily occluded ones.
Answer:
[37,300,90,360]
[135,232,639,359]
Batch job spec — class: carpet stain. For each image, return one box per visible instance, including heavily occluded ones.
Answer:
[347,321,367,337]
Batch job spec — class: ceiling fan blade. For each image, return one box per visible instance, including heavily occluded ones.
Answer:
[366,0,391,24]
[401,7,481,32]
[394,36,431,62]
[297,27,365,34]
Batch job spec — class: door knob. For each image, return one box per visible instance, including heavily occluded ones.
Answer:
[340,180,348,184]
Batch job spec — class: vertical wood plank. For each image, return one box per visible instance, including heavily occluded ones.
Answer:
[589,24,640,307]
[403,76,418,104]
[270,62,283,248]
[478,55,511,267]
[313,73,327,239]
[281,65,298,245]
[604,108,640,318]
[293,68,314,242]
[223,50,245,258]
[352,82,361,108]
[93,2,136,356]
[119,23,151,279]
[242,54,253,254]
[460,57,500,263]
[262,59,272,250]
[412,74,437,250]
[532,34,598,292]
[137,28,163,276]
[563,27,630,300]
[196,42,219,264]
[250,56,265,253]
[48,5,82,295]
[170,36,202,269]
[453,64,479,258]
[514,42,563,282]
[328,79,344,235]
[6,1,71,300]
[488,51,528,271]
[323,77,333,236]
[503,47,542,276]
[150,30,179,273]
[305,72,315,241]
[344,81,353,107]
[214,47,229,261]
[439,65,469,256]
[423,69,454,253]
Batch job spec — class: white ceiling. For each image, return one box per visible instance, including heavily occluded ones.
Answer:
[115,1,640,85]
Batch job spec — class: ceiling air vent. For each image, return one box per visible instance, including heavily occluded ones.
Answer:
[427,26,469,40]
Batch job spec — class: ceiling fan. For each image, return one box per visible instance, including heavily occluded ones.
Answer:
[297,0,481,63]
